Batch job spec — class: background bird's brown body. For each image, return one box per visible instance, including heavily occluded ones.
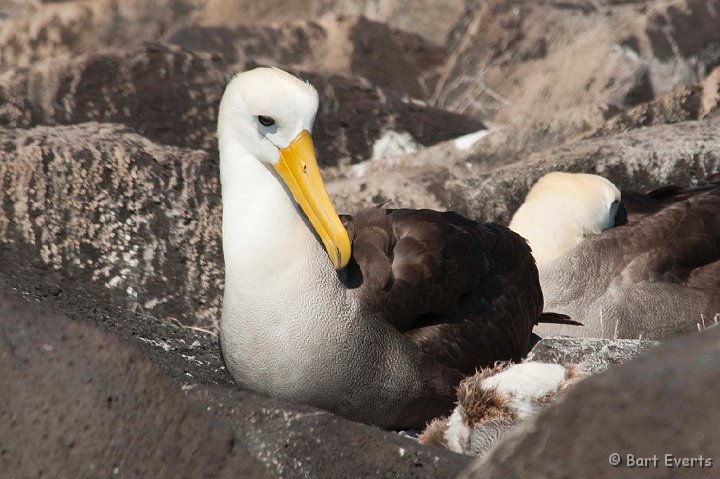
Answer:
[536,182,720,339]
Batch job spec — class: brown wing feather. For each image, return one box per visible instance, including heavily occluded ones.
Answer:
[343,208,545,376]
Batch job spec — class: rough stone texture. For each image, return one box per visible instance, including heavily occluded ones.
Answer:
[303,71,484,168]
[327,162,450,213]
[446,119,720,225]
[0,0,202,70]
[0,43,228,152]
[360,64,720,183]
[0,0,465,71]
[528,336,659,375]
[193,0,468,46]
[0,272,472,479]
[435,0,720,122]
[585,66,720,139]
[0,42,483,167]
[327,118,720,221]
[420,336,657,460]
[0,123,223,328]
[461,326,720,479]
[169,15,447,100]
[0,289,269,479]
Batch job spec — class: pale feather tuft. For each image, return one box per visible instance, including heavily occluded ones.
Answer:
[427,361,586,456]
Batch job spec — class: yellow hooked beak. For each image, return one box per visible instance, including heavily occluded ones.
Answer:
[274,130,351,270]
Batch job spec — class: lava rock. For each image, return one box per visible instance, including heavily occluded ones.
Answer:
[169,15,447,100]
[0,122,223,328]
[435,0,720,122]
[461,326,720,479]
[446,119,720,225]
[0,43,482,166]
[528,336,659,375]
[0,272,472,479]
[0,287,269,479]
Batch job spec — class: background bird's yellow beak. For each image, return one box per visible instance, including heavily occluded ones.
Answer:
[274,130,351,270]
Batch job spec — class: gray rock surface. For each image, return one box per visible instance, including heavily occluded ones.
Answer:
[435,0,720,121]
[584,66,720,139]
[0,42,482,167]
[447,119,720,224]
[170,14,447,100]
[0,122,223,328]
[0,0,466,69]
[328,118,720,222]
[528,336,659,375]
[0,272,472,478]
[0,287,269,479]
[0,43,228,151]
[0,0,199,70]
[191,0,468,46]
[461,326,720,479]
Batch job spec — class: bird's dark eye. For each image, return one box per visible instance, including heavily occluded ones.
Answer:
[258,115,275,127]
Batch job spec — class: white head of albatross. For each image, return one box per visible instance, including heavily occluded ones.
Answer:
[509,172,621,265]
[218,67,351,272]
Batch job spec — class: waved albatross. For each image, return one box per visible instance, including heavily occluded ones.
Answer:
[218,68,575,429]
[510,171,720,339]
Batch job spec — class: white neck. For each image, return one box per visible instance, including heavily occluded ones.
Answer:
[219,136,360,398]
[220,137,326,284]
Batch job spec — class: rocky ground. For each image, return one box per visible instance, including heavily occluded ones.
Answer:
[1,1,719,477]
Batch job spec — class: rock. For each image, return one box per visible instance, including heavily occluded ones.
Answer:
[0,43,228,151]
[0,0,200,70]
[194,0,468,46]
[0,43,482,166]
[169,15,447,100]
[326,129,488,213]
[328,163,450,213]
[471,64,720,172]
[446,119,720,224]
[0,123,223,328]
[701,66,720,118]
[0,0,40,19]
[0,272,472,478]
[301,71,484,168]
[420,338,655,459]
[327,118,720,219]
[584,66,720,139]
[356,66,719,183]
[434,0,720,124]
[0,0,465,71]
[460,326,720,479]
[528,336,659,375]
[0,288,269,479]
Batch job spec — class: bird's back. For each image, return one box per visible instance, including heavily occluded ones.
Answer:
[342,208,546,375]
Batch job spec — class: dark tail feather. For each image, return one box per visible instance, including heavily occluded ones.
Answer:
[539,312,582,326]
